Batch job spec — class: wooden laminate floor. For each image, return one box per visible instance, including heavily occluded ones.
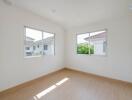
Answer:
[0,69,132,100]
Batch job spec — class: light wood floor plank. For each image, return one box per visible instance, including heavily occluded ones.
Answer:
[0,69,132,100]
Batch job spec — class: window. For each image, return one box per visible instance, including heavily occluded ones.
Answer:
[33,46,36,50]
[26,47,30,50]
[43,32,55,55]
[44,45,48,50]
[37,45,39,48]
[77,29,107,55]
[24,27,55,57]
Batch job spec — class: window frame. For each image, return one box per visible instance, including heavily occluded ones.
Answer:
[24,26,55,58]
[76,29,108,56]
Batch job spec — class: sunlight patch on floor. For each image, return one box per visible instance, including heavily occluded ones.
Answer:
[56,77,69,86]
[33,77,69,99]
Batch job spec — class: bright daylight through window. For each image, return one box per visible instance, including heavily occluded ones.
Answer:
[24,27,55,57]
[77,29,107,55]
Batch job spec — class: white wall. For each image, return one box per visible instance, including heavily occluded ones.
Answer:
[1,0,132,92]
[65,15,132,83]
[0,1,65,91]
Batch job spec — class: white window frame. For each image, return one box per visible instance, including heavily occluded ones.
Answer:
[76,29,107,56]
[24,26,55,58]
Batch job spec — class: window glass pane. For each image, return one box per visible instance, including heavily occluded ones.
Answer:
[44,45,48,50]
[43,32,55,55]
[77,33,91,54]
[89,30,107,55]
[25,28,43,57]
[26,47,30,50]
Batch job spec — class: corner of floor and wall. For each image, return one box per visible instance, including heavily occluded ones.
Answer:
[0,0,132,92]
[0,1,65,92]
[64,13,132,83]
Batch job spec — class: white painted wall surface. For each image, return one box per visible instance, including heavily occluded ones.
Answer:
[65,15,132,83]
[0,1,64,91]
[0,0,132,92]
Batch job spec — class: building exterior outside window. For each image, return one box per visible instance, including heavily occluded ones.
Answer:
[24,27,55,57]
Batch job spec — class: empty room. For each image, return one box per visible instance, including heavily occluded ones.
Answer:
[0,0,132,100]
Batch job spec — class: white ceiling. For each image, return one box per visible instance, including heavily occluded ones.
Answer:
[5,0,131,29]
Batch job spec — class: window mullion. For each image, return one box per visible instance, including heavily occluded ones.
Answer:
[42,31,44,55]
[89,33,91,55]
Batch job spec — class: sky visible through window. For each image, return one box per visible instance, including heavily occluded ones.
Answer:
[26,28,54,41]
[77,33,89,43]
[43,32,54,39]
[77,30,106,43]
